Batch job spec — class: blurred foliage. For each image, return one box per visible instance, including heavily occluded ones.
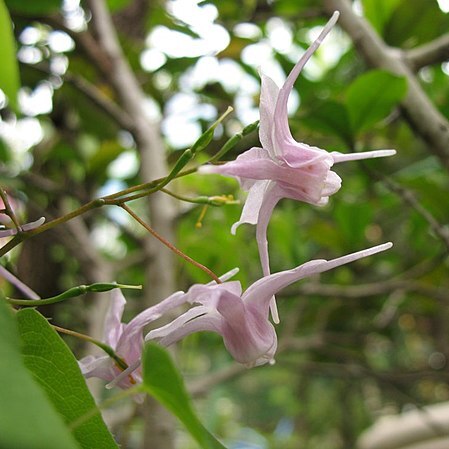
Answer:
[1,0,449,448]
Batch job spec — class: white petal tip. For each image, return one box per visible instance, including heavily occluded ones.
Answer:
[359,242,393,259]
[332,149,397,163]
[363,242,393,257]
[372,149,396,158]
[197,166,211,173]
[230,223,240,235]
[22,216,46,232]
[219,267,240,282]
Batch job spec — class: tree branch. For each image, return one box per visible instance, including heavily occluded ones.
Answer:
[323,0,449,171]
[85,2,177,447]
[405,33,449,70]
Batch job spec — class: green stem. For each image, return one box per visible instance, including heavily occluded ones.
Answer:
[161,188,238,206]
[0,113,257,258]
[209,120,259,162]
[121,203,222,284]
[53,325,129,371]
[6,282,141,306]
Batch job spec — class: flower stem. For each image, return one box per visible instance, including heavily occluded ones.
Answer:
[0,111,257,258]
[6,282,141,306]
[53,324,129,371]
[121,203,222,283]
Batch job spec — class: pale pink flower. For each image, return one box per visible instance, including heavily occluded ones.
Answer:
[82,242,392,389]
[200,12,395,322]
[78,270,238,389]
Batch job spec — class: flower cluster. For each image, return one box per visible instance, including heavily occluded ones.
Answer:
[199,11,394,321]
[79,11,394,389]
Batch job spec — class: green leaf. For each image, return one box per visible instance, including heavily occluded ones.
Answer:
[16,308,119,449]
[107,0,132,11]
[0,0,20,111]
[334,201,373,248]
[345,69,407,134]
[361,0,401,33]
[5,0,61,14]
[142,343,227,449]
[302,100,354,146]
[87,141,125,177]
[384,0,449,47]
[0,300,81,449]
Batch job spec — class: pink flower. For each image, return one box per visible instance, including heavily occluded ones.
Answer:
[81,242,392,389]
[200,12,395,322]
[78,270,238,389]
[79,289,186,389]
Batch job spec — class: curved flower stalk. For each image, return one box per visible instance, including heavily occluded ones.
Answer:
[80,242,392,389]
[199,11,395,322]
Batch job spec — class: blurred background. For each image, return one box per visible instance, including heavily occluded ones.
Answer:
[1,0,449,448]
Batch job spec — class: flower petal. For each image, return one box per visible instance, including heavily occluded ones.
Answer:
[254,183,283,323]
[117,290,188,362]
[243,242,393,306]
[148,311,222,347]
[78,355,115,382]
[0,228,15,238]
[273,12,340,152]
[232,180,272,234]
[0,217,46,237]
[21,216,45,231]
[259,71,280,158]
[103,289,126,347]
[331,149,396,163]
[216,292,277,366]
[186,282,243,306]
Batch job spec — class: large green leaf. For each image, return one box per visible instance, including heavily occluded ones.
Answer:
[107,0,132,11]
[0,300,81,449]
[16,308,119,449]
[302,100,354,147]
[5,0,61,14]
[345,69,407,134]
[0,0,20,111]
[142,343,227,449]
[361,0,401,34]
[384,0,449,47]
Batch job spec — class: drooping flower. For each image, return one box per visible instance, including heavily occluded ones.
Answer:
[199,11,395,322]
[79,289,186,389]
[81,242,392,389]
[78,269,239,389]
